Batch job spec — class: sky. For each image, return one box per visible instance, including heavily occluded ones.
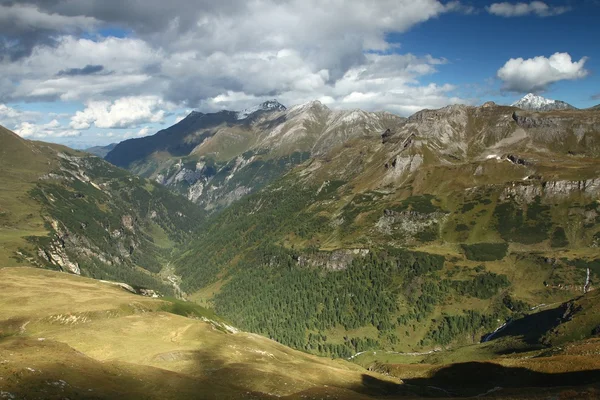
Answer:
[0,0,598,148]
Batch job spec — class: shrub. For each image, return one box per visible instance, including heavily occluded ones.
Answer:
[461,243,508,261]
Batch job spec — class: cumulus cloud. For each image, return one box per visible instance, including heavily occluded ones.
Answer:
[0,0,474,138]
[0,103,43,133]
[70,96,173,130]
[487,1,570,17]
[13,120,80,139]
[497,52,588,93]
[1,36,158,102]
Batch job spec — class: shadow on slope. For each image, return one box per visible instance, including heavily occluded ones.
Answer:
[404,361,600,398]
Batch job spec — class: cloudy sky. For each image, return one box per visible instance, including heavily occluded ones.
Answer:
[0,0,598,147]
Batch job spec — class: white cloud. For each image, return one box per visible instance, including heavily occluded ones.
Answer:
[70,96,172,130]
[137,127,151,136]
[1,36,159,102]
[0,104,41,129]
[0,0,477,147]
[497,52,588,92]
[487,2,570,17]
[0,1,466,116]
[13,120,80,139]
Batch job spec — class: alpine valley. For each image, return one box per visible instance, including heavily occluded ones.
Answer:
[2,94,600,399]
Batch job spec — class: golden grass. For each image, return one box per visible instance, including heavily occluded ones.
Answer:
[0,267,405,399]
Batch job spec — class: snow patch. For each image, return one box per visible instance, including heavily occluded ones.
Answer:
[237,100,286,120]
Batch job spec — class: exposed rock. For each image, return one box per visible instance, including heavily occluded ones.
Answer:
[100,280,136,294]
[44,243,80,275]
[501,179,600,202]
[381,128,393,144]
[504,154,529,166]
[376,209,446,242]
[512,111,573,129]
[139,288,161,298]
[297,249,369,271]
[121,215,134,231]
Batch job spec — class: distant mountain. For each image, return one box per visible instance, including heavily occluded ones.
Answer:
[85,142,117,158]
[588,104,600,110]
[174,101,600,358]
[0,124,203,293]
[511,93,576,111]
[104,100,403,211]
[236,99,286,119]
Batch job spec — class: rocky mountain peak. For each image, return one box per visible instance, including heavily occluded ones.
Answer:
[236,100,286,120]
[512,93,575,112]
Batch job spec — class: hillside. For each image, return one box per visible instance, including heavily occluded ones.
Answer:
[2,267,598,399]
[0,125,203,293]
[172,102,600,358]
[84,143,117,158]
[0,267,413,399]
[104,101,404,211]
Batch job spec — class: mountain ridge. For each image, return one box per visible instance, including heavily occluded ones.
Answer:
[511,93,576,111]
[104,100,404,211]
[0,124,203,293]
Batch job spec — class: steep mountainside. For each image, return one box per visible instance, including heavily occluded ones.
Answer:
[105,100,404,211]
[512,93,576,111]
[0,125,203,293]
[173,103,600,358]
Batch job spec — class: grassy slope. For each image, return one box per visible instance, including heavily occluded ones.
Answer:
[0,125,204,291]
[0,127,54,266]
[1,268,598,399]
[0,267,416,400]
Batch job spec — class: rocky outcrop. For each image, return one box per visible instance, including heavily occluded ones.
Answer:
[40,242,80,275]
[376,209,446,243]
[297,249,369,271]
[511,111,570,128]
[381,128,393,144]
[501,178,600,202]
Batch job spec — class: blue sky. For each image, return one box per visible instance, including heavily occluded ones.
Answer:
[0,0,598,148]
[395,0,599,107]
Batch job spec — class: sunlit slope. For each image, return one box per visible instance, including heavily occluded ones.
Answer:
[0,267,419,400]
[0,124,204,292]
[173,104,600,357]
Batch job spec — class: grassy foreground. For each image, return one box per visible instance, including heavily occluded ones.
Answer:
[0,266,412,399]
[1,266,600,399]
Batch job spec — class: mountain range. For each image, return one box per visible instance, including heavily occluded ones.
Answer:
[104,100,402,210]
[511,93,576,111]
[2,94,600,399]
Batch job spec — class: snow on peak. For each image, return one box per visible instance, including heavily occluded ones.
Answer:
[288,100,330,114]
[236,100,286,120]
[511,93,574,111]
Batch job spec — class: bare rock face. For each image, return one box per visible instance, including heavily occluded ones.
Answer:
[42,242,81,275]
[501,179,600,203]
[297,249,369,271]
[376,209,446,244]
[121,215,134,231]
[543,179,600,197]
[511,111,570,128]
[381,128,393,144]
